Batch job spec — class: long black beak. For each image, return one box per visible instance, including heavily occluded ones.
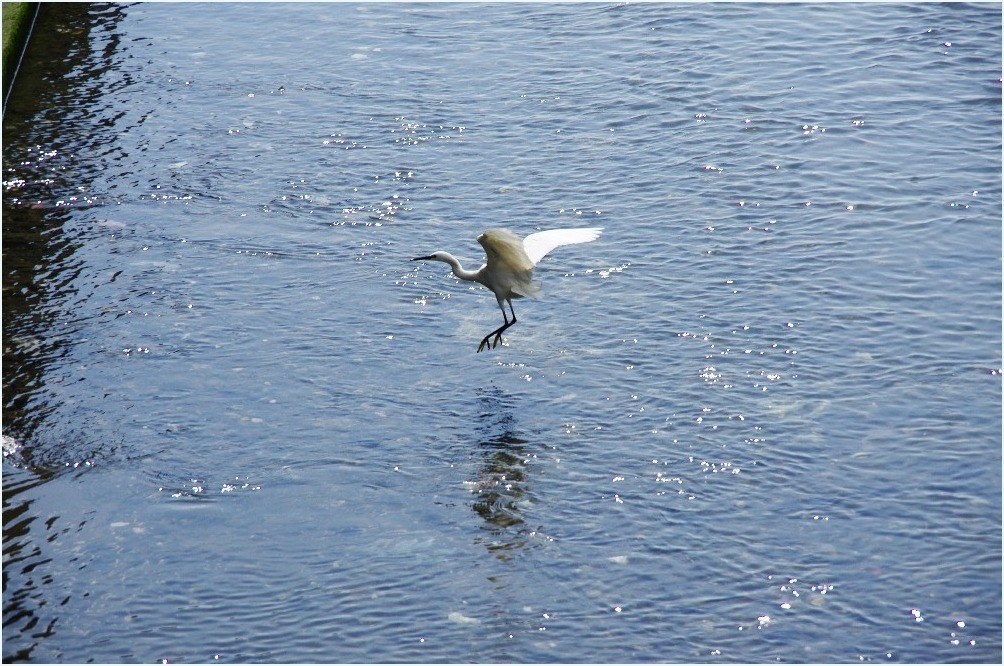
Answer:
[412,255,434,261]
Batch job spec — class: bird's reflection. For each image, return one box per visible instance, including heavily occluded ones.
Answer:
[468,387,535,559]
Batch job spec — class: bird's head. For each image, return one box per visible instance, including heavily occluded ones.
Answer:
[411,251,452,263]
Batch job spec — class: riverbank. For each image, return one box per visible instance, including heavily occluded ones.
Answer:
[3,2,36,110]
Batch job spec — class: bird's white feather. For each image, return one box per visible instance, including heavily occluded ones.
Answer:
[477,229,538,297]
[522,227,603,265]
[413,226,602,351]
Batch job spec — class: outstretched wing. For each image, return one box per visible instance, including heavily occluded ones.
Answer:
[478,229,540,298]
[522,227,603,266]
[479,229,533,272]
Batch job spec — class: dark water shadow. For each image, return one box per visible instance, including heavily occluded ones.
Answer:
[2,5,129,662]
[3,3,129,471]
[468,386,540,561]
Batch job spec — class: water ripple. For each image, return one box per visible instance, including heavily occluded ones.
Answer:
[3,2,1000,663]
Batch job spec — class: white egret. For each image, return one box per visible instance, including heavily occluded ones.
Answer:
[412,227,602,352]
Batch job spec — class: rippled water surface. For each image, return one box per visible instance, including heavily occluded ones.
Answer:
[3,3,1001,663]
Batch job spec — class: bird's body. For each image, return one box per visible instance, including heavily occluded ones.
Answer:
[413,227,602,351]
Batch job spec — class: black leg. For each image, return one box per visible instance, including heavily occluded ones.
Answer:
[477,300,517,353]
[493,300,518,348]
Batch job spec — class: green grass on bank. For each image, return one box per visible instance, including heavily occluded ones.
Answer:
[3,2,33,101]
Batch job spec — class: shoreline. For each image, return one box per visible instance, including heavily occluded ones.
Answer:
[2,2,37,114]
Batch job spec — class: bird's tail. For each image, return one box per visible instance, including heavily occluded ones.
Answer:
[512,279,543,298]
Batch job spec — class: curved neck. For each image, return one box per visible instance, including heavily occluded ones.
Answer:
[440,253,481,283]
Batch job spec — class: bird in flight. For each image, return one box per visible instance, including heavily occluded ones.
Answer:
[413,227,602,352]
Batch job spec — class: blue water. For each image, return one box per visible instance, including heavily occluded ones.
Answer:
[3,3,1001,662]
